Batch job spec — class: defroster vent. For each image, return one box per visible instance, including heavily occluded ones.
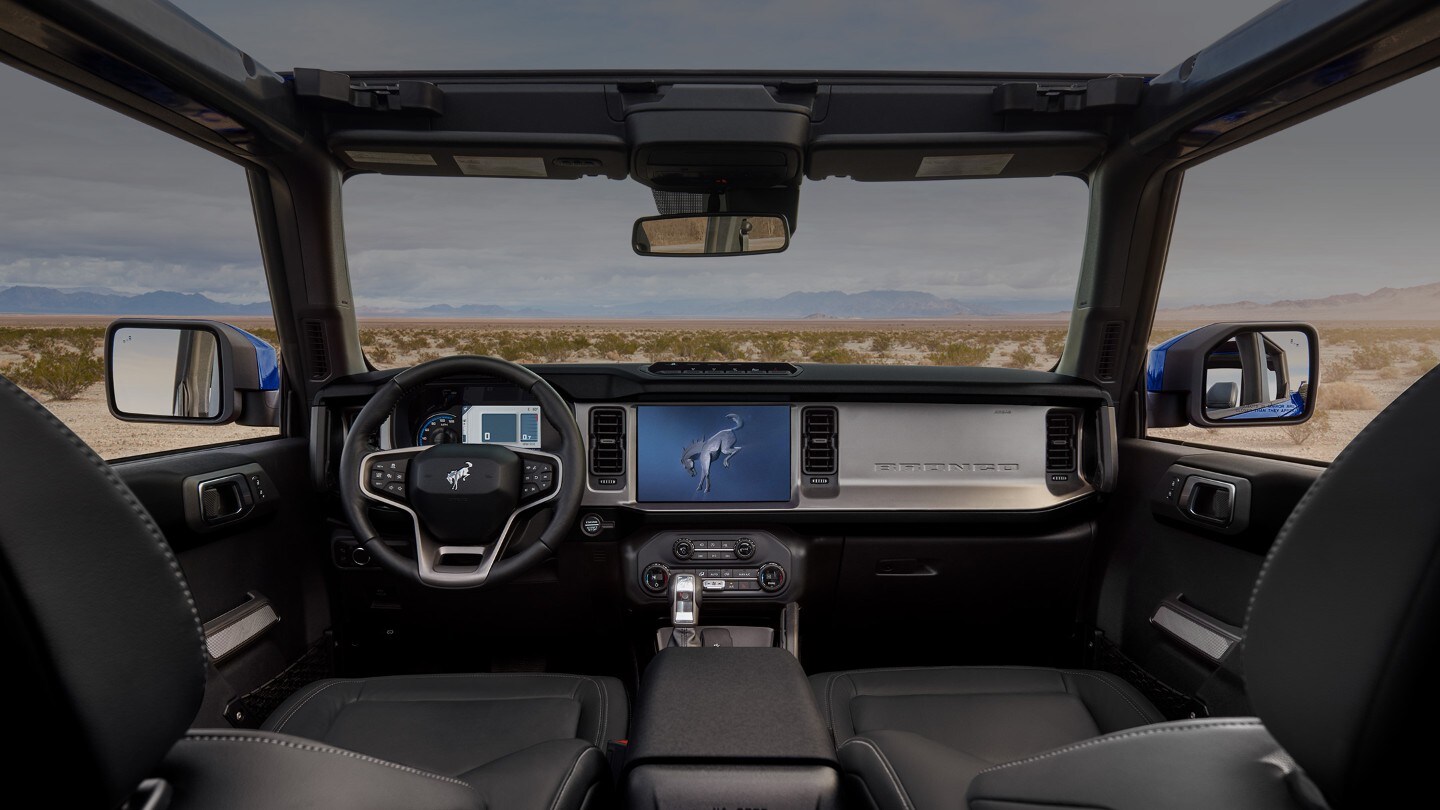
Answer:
[589,408,626,476]
[801,406,838,475]
[1046,411,1077,472]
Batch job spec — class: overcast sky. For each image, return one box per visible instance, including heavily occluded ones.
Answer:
[1,0,1437,313]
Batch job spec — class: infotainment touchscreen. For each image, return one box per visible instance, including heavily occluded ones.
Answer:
[635,405,792,503]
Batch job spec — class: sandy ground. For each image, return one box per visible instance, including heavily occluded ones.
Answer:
[17,381,277,459]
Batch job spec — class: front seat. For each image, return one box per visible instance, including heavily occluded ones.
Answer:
[819,366,1440,810]
[0,374,624,810]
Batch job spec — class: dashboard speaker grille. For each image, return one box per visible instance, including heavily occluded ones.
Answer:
[1095,320,1123,382]
[303,319,330,381]
[589,408,626,476]
[1046,411,1077,472]
[801,406,838,475]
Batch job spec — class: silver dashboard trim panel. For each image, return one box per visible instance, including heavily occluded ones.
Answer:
[574,402,1094,512]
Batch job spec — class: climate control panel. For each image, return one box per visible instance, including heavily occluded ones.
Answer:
[630,530,795,601]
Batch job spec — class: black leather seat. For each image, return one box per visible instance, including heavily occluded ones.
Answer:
[810,666,1163,807]
[0,373,624,810]
[260,673,625,806]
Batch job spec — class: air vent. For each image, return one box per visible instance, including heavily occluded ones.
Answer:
[801,406,838,475]
[1046,411,1077,472]
[303,319,330,381]
[1095,320,1123,382]
[588,408,626,476]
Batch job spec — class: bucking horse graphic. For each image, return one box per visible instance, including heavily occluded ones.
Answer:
[446,461,473,490]
[680,414,743,493]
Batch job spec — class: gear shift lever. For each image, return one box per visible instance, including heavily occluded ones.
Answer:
[668,573,701,648]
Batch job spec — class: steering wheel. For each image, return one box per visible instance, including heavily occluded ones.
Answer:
[339,356,585,588]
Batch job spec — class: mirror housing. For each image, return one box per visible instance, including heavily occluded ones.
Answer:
[105,318,280,426]
[633,213,790,256]
[1146,322,1318,428]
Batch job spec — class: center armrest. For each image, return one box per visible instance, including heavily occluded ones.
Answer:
[627,647,838,769]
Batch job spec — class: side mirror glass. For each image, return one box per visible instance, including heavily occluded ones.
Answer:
[632,213,790,256]
[105,319,280,426]
[110,326,223,419]
[1202,329,1312,422]
[1146,322,1318,428]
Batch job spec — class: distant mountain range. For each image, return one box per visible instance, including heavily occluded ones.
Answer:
[1154,281,1440,322]
[0,285,271,316]
[0,285,1005,319]
[6,282,1438,321]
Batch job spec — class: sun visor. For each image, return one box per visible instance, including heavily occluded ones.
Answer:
[329,131,629,179]
[808,131,1107,181]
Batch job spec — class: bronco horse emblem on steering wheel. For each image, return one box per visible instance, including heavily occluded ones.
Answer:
[446,461,473,490]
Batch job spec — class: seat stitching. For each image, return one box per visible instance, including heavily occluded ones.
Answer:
[590,677,608,747]
[180,733,474,789]
[272,680,359,733]
[1,376,208,678]
[840,737,914,810]
[823,672,842,739]
[977,719,1263,774]
[547,746,601,810]
[1060,670,1157,725]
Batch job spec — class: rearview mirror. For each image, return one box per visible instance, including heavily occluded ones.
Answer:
[632,213,790,256]
[1146,323,1318,428]
[105,319,280,426]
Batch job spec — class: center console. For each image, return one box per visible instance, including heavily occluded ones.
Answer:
[623,647,841,809]
[629,529,798,602]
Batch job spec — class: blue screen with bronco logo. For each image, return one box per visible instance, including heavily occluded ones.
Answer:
[635,405,793,503]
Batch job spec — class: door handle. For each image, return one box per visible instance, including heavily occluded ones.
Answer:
[1181,477,1236,526]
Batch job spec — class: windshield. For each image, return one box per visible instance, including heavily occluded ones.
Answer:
[343,175,1087,368]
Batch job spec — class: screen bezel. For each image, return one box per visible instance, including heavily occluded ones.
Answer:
[634,404,796,505]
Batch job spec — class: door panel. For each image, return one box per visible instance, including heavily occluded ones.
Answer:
[1092,439,1320,717]
[114,437,329,725]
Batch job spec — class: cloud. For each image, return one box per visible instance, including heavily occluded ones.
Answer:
[2,0,1437,318]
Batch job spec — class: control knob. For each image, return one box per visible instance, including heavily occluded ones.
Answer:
[641,563,671,594]
[736,539,756,559]
[758,562,786,593]
[672,539,694,560]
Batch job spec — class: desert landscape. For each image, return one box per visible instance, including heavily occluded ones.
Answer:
[2,314,1436,462]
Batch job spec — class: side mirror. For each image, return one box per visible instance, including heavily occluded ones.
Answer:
[632,213,790,256]
[105,319,280,426]
[1146,323,1318,428]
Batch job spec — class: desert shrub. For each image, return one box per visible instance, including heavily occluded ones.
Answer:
[868,334,893,353]
[592,333,639,357]
[1351,340,1405,370]
[807,346,863,364]
[1282,410,1330,446]
[367,345,394,364]
[1412,345,1439,371]
[1006,348,1037,369]
[9,349,103,400]
[928,342,993,366]
[1323,381,1380,410]
[750,334,792,360]
[1324,358,1354,382]
[1042,330,1067,356]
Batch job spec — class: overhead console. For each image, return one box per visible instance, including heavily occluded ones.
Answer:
[579,401,1100,513]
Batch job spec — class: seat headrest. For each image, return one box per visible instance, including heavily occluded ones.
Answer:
[0,375,206,807]
[1246,365,1440,808]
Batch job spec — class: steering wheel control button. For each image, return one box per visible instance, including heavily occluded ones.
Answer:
[758,562,787,592]
[521,459,556,498]
[641,563,671,594]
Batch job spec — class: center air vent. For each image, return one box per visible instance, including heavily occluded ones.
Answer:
[1046,411,1077,472]
[649,362,798,376]
[589,408,627,476]
[801,406,838,475]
